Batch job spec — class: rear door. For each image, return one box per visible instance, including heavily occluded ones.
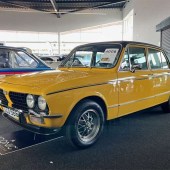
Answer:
[148,48,170,105]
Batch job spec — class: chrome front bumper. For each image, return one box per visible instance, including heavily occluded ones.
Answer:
[2,112,61,135]
[1,104,63,135]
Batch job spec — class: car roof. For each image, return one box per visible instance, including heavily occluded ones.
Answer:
[75,41,162,49]
[0,41,161,49]
[0,45,27,50]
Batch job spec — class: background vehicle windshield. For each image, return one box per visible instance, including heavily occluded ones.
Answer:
[60,44,122,68]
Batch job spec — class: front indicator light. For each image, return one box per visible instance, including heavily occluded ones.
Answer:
[30,115,44,124]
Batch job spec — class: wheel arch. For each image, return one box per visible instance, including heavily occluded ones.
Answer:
[64,95,108,126]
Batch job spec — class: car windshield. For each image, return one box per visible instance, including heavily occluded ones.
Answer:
[60,44,122,68]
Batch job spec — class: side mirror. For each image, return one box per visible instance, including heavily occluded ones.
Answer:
[130,67,135,73]
[130,64,142,73]
[133,64,142,69]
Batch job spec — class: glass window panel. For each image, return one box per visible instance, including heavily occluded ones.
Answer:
[61,44,121,68]
[148,49,162,69]
[9,51,37,68]
[161,52,169,69]
[0,49,10,68]
[129,47,147,70]
[119,50,130,71]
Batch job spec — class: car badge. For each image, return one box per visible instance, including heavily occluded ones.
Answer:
[3,90,8,95]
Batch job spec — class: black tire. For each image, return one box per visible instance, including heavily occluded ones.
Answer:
[65,99,105,149]
[161,98,170,113]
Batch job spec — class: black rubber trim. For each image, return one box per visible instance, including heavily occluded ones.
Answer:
[47,82,108,95]
[43,114,63,118]
[2,112,60,135]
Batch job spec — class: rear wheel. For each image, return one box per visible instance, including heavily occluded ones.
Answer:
[161,98,170,113]
[66,99,105,148]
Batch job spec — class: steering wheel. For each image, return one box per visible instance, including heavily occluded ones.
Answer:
[72,58,83,66]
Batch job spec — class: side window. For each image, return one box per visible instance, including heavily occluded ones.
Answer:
[129,47,147,70]
[161,51,169,69]
[0,50,10,69]
[16,51,38,68]
[9,51,38,68]
[120,47,147,71]
[148,49,162,69]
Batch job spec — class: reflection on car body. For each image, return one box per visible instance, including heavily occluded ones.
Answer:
[0,41,170,149]
[0,46,52,75]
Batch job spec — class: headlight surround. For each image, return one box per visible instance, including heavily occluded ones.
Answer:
[26,94,35,109]
[38,96,47,111]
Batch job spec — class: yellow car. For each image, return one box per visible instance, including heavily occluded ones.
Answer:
[0,41,170,148]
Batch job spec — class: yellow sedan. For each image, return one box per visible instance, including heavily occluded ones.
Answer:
[0,41,170,148]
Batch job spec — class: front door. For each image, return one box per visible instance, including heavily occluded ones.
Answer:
[117,45,154,117]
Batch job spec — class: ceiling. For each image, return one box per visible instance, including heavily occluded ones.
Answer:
[0,0,127,17]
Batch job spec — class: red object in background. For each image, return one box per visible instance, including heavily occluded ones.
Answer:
[0,72,28,75]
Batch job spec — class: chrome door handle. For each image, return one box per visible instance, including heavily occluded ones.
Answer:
[148,74,154,78]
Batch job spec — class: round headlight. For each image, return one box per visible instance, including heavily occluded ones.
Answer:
[38,96,47,110]
[26,94,35,108]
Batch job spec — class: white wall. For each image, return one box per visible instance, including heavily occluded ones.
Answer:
[123,0,170,46]
[123,0,135,18]
[0,9,122,33]
[134,0,170,46]
[1,0,169,46]
[123,9,134,41]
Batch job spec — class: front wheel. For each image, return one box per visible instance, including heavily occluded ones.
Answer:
[66,99,105,149]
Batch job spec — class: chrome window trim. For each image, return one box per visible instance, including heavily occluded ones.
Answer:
[108,90,170,109]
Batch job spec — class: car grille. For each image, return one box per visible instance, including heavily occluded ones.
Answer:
[0,89,8,106]
[9,92,28,111]
[9,92,49,114]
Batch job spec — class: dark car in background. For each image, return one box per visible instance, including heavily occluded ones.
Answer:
[40,54,67,62]
[40,54,67,68]
[0,46,52,75]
